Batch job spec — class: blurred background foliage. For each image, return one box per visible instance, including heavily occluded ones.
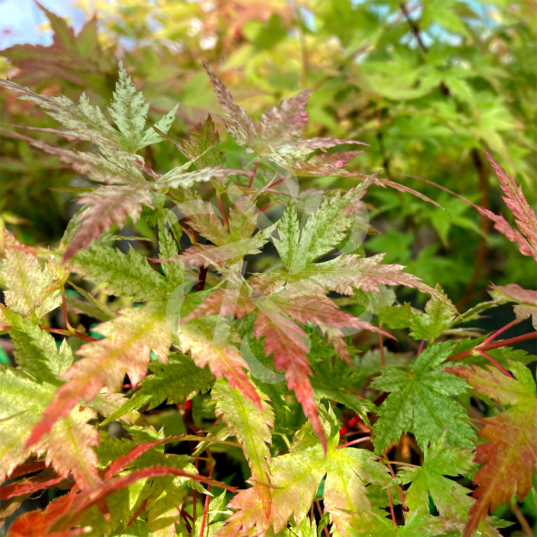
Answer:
[0,0,536,310]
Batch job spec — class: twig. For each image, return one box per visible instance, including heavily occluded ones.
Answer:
[254,203,273,215]
[400,2,428,53]
[61,287,75,333]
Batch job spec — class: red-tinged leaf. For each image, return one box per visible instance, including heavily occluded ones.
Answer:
[7,492,75,537]
[291,253,442,298]
[271,137,367,161]
[181,284,255,323]
[268,290,393,365]
[203,62,258,150]
[0,128,143,186]
[26,306,170,448]
[178,240,264,267]
[378,178,445,209]
[176,114,225,168]
[0,472,65,501]
[178,319,262,410]
[64,185,153,261]
[484,151,537,256]
[8,461,47,480]
[252,299,327,452]
[260,89,311,143]
[489,283,537,329]
[103,434,201,479]
[446,362,537,537]
[293,150,365,176]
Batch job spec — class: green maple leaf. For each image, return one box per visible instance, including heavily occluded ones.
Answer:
[73,243,176,301]
[409,285,457,342]
[396,432,503,536]
[371,341,475,453]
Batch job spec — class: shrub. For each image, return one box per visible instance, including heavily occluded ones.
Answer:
[0,62,536,537]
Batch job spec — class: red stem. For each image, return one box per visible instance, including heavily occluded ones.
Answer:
[254,202,273,215]
[448,331,537,362]
[248,158,260,188]
[269,175,288,188]
[379,332,385,368]
[481,319,519,347]
[387,488,397,528]
[417,339,425,356]
[477,350,514,378]
[338,436,371,449]
[199,463,214,537]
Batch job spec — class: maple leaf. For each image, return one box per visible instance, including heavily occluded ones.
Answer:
[324,447,394,536]
[259,89,311,143]
[1,229,63,319]
[274,175,376,273]
[0,77,125,151]
[176,114,225,167]
[410,284,458,342]
[178,317,262,410]
[212,379,274,517]
[292,150,365,177]
[203,62,258,151]
[467,152,537,261]
[156,165,249,189]
[217,443,327,536]
[64,185,154,261]
[26,304,171,448]
[1,1,107,88]
[0,128,145,186]
[108,62,178,152]
[396,432,503,536]
[252,296,327,451]
[0,312,100,490]
[101,353,215,426]
[371,341,476,453]
[72,243,175,301]
[287,253,439,298]
[489,283,537,329]
[446,360,537,537]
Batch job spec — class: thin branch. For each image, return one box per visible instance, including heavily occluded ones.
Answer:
[387,488,398,528]
[199,461,214,537]
[400,2,428,53]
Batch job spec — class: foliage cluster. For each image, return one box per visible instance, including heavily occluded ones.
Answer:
[0,0,536,307]
[0,2,536,537]
[0,53,536,536]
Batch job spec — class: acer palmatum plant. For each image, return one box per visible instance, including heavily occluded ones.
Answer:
[0,63,535,537]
